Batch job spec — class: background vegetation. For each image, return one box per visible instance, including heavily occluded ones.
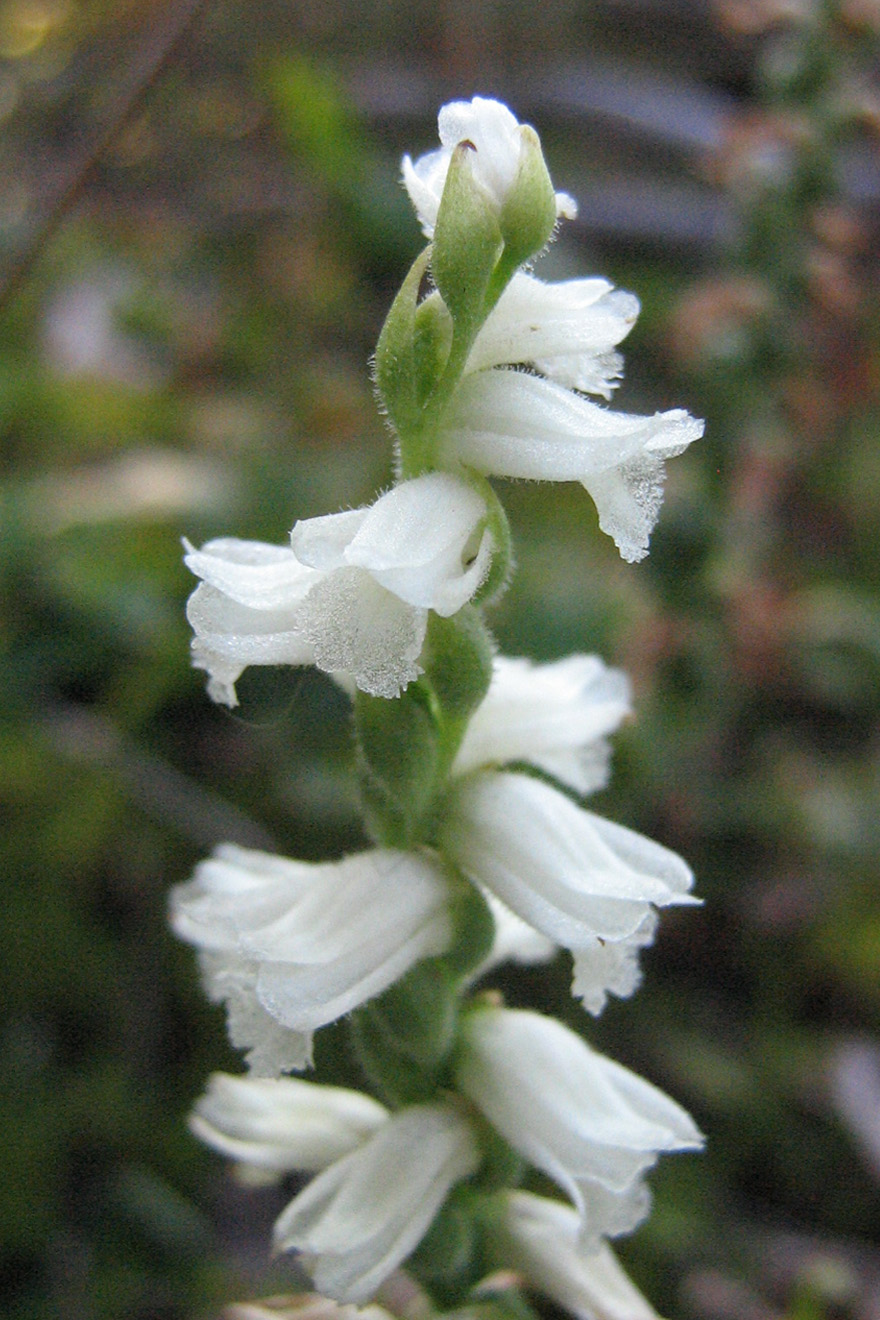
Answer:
[2,1,880,1316]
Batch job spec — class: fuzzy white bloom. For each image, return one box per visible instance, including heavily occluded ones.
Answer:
[170,845,453,1073]
[441,368,703,563]
[184,471,493,704]
[273,1104,480,1304]
[498,1191,663,1320]
[189,1072,388,1176]
[457,1008,702,1240]
[401,97,576,239]
[441,769,696,1014]
[453,653,631,795]
[466,273,640,401]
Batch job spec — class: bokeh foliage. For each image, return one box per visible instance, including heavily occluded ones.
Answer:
[2,1,880,1317]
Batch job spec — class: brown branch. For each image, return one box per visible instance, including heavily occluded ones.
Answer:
[0,0,209,311]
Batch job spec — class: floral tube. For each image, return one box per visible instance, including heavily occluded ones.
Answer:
[457,1007,702,1238]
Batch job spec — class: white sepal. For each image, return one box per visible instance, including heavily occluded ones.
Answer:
[457,1007,702,1228]
[452,654,631,794]
[401,97,575,238]
[184,538,318,706]
[170,845,453,1071]
[443,369,704,562]
[273,1104,480,1304]
[467,273,639,400]
[189,1072,388,1175]
[498,1191,664,1320]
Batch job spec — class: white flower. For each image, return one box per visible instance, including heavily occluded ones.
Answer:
[466,272,640,401]
[401,97,576,239]
[189,1072,388,1176]
[452,653,631,795]
[184,471,493,704]
[497,1191,663,1320]
[440,769,696,1014]
[170,845,454,1073]
[457,1008,702,1239]
[225,1295,394,1320]
[273,1104,480,1304]
[441,368,703,563]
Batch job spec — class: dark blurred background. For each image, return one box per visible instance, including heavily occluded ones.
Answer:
[2,1,880,1316]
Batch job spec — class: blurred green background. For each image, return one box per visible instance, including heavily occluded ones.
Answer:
[3,1,880,1316]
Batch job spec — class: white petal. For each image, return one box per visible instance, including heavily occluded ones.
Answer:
[401,148,449,238]
[184,538,318,704]
[187,584,316,667]
[442,771,697,952]
[458,1007,703,1218]
[190,1072,388,1174]
[477,892,558,976]
[273,1105,480,1303]
[446,370,701,480]
[500,1192,663,1320]
[321,473,492,614]
[287,509,369,572]
[438,97,522,206]
[452,654,631,793]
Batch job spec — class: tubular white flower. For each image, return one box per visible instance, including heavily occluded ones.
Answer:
[273,1104,480,1304]
[184,472,492,703]
[401,97,576,238]
[441,368,704,563]
[189,1072,389,1175]
[170,845,454,1073]
[457,1008,703,1234]
[452,654,631,794]
[498,1191,664,1320]
[466,273,640,401]
[440,770,696,1011]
